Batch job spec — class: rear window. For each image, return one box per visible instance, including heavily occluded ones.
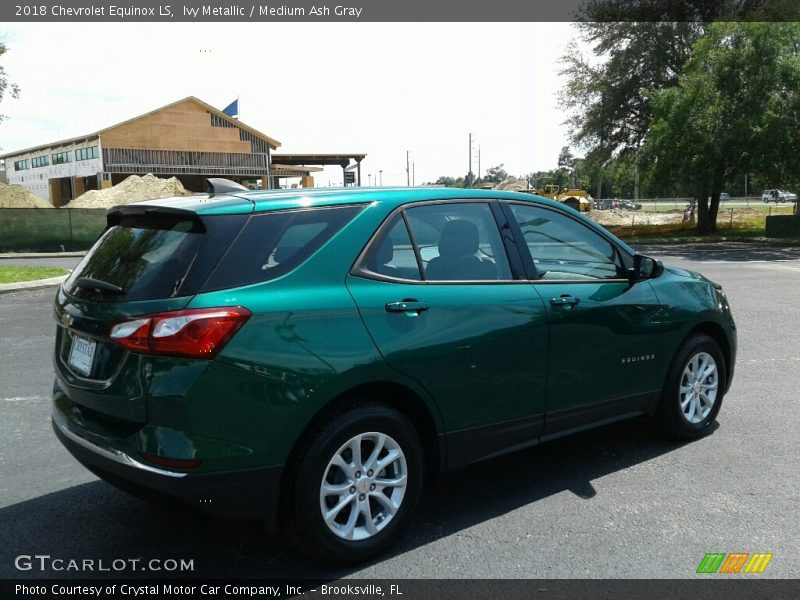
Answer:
[65,213,246,302]
[201,205,363,291]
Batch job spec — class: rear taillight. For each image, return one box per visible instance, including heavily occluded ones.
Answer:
[110,307,251,359]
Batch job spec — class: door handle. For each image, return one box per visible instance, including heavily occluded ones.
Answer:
[549,295,580,307]
[385,300,429,314]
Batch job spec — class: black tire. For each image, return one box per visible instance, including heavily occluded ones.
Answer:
[656,334,727,439]
[283,403,424,564]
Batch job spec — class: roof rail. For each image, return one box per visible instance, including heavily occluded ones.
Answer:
[206,178,248,195]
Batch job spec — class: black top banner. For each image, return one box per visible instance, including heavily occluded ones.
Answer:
[3,0,800,22]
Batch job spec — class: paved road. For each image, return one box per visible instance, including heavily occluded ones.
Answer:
[0,257,82,269]
[1,242,798,580]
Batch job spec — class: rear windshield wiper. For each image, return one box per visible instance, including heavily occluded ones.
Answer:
[74,277,125,295]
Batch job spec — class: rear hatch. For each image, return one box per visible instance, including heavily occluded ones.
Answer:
[54,203,248,426]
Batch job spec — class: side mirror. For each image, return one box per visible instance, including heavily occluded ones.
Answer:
[629,254,664,283]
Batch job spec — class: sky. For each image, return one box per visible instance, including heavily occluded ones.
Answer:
[0,22,578,187]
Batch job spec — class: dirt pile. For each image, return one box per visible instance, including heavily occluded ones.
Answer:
[493,177,531,192]
[66,174,192,208]
[0,182,54,208]
[591,209,683,226]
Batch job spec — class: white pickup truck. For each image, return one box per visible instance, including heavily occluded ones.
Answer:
[762,189,797,203]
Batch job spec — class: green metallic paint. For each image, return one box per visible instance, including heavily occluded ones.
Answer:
[535,279,663,430]
[52,186,736,506]
[346,275,549,434]
[646,268,737,393]
[54,287,193,423]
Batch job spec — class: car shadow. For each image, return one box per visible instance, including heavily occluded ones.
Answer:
[0,418,712,580]
[632,241,800,263]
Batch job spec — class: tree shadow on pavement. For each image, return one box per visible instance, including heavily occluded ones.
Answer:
[631,242,800,263]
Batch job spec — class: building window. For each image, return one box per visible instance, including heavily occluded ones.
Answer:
[211,113,235,128]
[14,159,30,171]
[31,156,49,168]
[52,151,71,165]
[75,146,98,161]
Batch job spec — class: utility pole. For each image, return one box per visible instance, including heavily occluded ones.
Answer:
[379,170,383,186]
[478,145,481,181]
[467,133,474,187]
[406,151,410,186]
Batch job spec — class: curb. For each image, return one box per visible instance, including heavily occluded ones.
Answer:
[0,252,86,259]
[0,275,67,295]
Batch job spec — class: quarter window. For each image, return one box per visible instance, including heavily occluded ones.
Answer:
[361,213,422,281]
[202,205,363,291]
[509,204,624,280]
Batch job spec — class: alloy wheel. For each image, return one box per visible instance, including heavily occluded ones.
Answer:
[679,351,719,424]
[319,432,408,541]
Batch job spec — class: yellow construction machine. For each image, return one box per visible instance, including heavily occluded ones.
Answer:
[523,184,592,212]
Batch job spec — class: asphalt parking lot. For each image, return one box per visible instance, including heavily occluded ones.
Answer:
[1,243,798,580]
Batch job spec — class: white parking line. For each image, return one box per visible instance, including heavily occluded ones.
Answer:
[740,357,800,363]
[748,264,800,272]
[2,396,44,402]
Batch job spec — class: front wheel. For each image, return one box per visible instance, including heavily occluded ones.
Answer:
[284,404,424,564]
[656,334,726,439]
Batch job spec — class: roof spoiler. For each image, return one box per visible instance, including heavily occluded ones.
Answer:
[106,204,205,231]
[207,178,248,195]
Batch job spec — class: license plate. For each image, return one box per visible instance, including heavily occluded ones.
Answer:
[68,335,97,377]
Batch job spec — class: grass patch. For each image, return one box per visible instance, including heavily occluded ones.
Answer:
[0,266,69,284]
[604,206,777,242]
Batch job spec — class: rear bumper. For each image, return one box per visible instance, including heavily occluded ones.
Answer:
[52,416,283,531]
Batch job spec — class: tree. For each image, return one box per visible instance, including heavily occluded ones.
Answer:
[559,21,704,162]
[646,22,800,232]
[429,175,467,188]
[0,41,20,125]
[482,164,508,184]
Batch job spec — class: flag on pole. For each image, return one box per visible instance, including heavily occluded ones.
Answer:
[222,98,239,118]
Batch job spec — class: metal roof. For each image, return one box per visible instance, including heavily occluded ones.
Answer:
[270,153,367,168]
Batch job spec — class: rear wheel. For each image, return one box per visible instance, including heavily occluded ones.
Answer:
[656,334,726,439]
[284,404,423,564]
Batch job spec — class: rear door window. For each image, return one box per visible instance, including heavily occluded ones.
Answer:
[202,205,363,291]
[404,203,512,281]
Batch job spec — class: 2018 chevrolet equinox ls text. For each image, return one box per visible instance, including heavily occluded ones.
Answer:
[52,184,736,563]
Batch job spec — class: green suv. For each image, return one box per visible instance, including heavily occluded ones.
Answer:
[52,185,736,563]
